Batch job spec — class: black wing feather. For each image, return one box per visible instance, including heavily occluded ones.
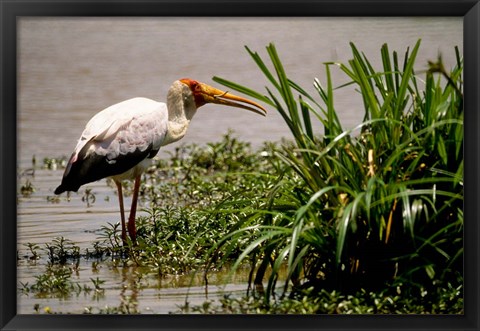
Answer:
[54,139,154,194]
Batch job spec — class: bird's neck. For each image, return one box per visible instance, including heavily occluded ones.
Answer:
[163,84,195,145]
[164,119,190,145]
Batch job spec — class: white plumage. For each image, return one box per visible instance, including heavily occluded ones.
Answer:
[65,97,168,182]
[80,97,168,156]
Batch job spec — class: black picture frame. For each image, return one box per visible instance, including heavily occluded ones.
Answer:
[1,0,479,330]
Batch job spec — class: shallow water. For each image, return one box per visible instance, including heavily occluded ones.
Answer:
[17,17,462,314]
[18,252,255,314]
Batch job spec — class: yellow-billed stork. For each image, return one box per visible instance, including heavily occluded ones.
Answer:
[54,79,266,244]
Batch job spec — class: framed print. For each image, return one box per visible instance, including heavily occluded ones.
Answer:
[1,0,479,330]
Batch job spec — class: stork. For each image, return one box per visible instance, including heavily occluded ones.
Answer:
[54,78,266,244]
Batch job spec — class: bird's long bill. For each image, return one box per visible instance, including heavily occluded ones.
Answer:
[182,79,267,116]
[197,82,267,116]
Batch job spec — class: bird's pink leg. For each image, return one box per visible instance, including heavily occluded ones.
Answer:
[115,180,128,245]
[127,175,141,243]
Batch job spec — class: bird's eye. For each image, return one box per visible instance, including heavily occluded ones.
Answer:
[191,82,201,92]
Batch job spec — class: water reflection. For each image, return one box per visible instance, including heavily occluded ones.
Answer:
[18,251,259,314]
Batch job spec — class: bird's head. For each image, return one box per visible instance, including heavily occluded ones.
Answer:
[178,78,267,117]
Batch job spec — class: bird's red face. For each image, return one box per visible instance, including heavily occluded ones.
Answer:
[180,79,208,108]
[179,78,267,116]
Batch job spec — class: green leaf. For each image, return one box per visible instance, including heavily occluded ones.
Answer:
[212,76,274,107]
[336,203,354,265]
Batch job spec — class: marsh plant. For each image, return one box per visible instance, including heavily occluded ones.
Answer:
[97,133,285,276]
[210,40,463,309]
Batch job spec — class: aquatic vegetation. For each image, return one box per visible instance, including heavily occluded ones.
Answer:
[81,188,96,207]
[42,156,67,170]
[45,237,81,264]
[212,40,463,308]
[93,132,287,275]
[19,264,104,300]
[19,178,35,197]
[23,243,41,261]
[177,283,463,314]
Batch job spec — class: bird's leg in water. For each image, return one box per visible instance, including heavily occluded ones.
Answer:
[115,180,128,245]
[127,175,141,243]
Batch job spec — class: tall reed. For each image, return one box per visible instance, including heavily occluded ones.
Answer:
[211,40,463,300]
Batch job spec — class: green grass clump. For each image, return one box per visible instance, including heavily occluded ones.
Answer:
[98,132,288,276]
[177,282,463,314]
[212,40,463,309]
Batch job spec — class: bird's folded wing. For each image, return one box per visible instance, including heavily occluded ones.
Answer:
[56,98,168,192]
